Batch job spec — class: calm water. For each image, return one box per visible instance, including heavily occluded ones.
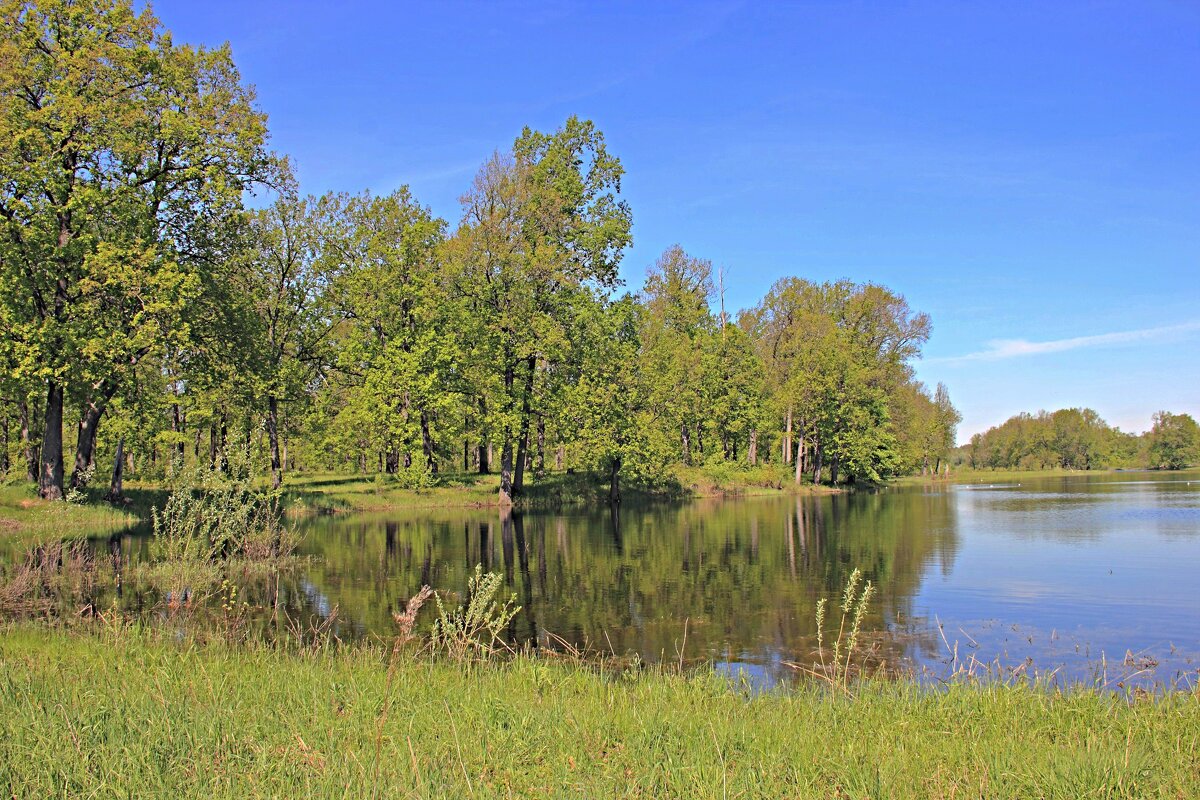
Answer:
[91,471,1200,686]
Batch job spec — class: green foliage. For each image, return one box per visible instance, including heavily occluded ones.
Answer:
[145,465,299,595]
[963,407,1168,471]
[1146,411,1200,470]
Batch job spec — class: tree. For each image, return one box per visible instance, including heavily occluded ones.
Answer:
[568,296,668,503]
[325,188,451,476]
[0,0,271,498]
[638,245,714,465]
[1147,411,1199,470]
[240,193,341,489]
[451,117,632,504]
[744,278,930,484]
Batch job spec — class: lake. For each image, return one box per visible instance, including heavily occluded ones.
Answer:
[91,471,1200,688]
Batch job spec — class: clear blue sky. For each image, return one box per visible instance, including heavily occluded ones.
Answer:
[156,0,1199,441]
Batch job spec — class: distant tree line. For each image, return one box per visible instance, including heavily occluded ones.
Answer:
[0,0,965,503]
[958,409,1199,471]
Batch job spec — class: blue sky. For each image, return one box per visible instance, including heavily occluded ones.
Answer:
[156,0,1199,441]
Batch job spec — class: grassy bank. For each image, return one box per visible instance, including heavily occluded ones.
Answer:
[284,464,830,517]
[1,625,1197,798]
[0,484,145,543]
[0,464,825,540]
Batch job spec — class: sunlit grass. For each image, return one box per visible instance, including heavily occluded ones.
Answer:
[0,624,1196,798]
[0,483,141,545]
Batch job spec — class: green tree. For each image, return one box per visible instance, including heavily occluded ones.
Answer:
[241,193,341,489]
[451,117,632,504]
[638,245,714,465]
[568,296,668,502]
[325,188,451,476]
[0,0,270,498]
[1147,411,1199,470]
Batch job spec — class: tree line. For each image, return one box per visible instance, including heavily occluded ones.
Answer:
[0,0,962,504]
[959,409,1199,471]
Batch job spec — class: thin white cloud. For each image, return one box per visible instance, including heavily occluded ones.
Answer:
[927,320,1200,366]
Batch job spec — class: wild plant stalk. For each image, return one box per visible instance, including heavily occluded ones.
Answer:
[373,585,434,799]
[812,567,875,692]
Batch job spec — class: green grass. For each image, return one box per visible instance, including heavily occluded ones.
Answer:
[1,625,1197,798]
[0,483,146,544]
[284,464,830,517]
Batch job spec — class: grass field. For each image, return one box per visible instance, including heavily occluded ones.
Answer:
[0,625,1196,798]
[0,484,145,544]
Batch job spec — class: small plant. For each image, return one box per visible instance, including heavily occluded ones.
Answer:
[811,567,875,692]
[431,565,520,660]
[395,459,435,490]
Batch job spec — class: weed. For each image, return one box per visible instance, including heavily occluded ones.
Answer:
[431,565,520,659]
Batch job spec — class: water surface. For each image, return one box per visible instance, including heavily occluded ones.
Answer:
[85,471,1200,687]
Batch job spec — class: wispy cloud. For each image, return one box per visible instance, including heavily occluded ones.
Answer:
[927,320,1200,366]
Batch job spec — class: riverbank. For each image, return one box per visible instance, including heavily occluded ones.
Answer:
[1,625,1195,798]
[284,466,837,517]
[1,465,837,540]
[893,466,1200,486]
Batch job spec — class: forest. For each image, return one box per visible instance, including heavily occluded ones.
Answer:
[0,0,973,505]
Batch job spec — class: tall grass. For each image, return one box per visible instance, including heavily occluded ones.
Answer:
[0,624,1196,799]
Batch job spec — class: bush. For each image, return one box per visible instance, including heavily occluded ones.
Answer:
[144,465,300,598]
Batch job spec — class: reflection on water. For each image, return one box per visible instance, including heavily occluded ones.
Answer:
[39,471,1200,687]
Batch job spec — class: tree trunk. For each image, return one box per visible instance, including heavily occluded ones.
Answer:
[796,428,806,484]
[39,381,64,500]
[535,416,545,478]
[171,403,185,463]
[512,356,535,496]
[463,437,470,472]
[784,407,793,464]
[681,422,691,466]
[420,409,437,475]
[0,403,9,476]
[514,431,528,495]
[555,445,564,471]
[609,456,622,504]
[70,402,104,489]
[70,381,118,489]
[499,362,515,504]
[385,449,400,474]
[499,435,514,506]
[266,396,282,489]
[477,397,490,474]
[104,436,125,503]
[812,443,823,486]
[748,429,757,466]
[20,397,37,482]
[829,453,840,485]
